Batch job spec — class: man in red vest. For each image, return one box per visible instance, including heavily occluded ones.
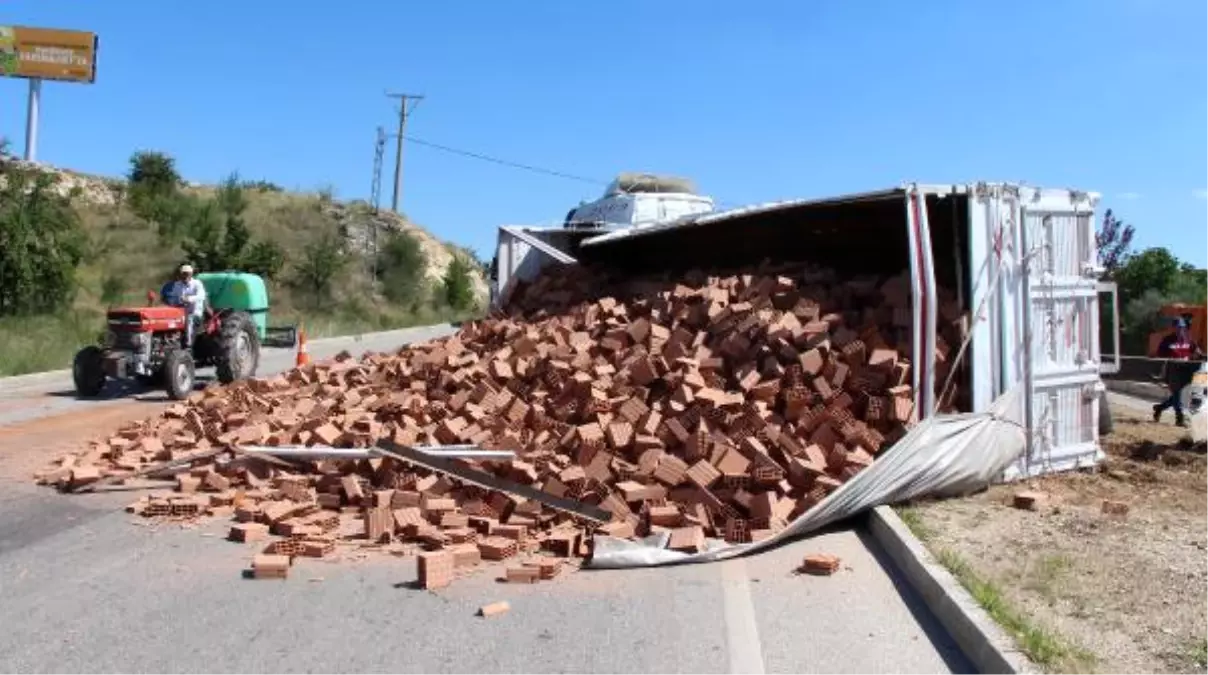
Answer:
[1153,317,1204,427]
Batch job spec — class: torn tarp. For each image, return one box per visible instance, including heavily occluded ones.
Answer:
[588,385,1026,568]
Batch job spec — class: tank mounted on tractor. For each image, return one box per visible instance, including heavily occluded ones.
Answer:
[72,272,295,400]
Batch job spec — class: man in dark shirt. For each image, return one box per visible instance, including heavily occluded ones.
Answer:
[1153,318,1204,427]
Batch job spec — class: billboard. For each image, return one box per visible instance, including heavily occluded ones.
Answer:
[0,25,97,83]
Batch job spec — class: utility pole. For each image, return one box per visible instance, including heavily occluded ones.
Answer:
[385,92,424,214]
[370,126,386,213]
[369,126,387,281]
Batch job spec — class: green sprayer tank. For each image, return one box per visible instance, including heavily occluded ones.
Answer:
[196,272,268,339]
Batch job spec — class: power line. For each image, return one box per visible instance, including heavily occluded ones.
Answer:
[402,135,608,186]
[400,133,743,210]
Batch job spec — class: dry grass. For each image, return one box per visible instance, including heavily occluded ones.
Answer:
[901,404,1207,673]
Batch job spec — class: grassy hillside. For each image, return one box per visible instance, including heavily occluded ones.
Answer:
[0,151,489,377]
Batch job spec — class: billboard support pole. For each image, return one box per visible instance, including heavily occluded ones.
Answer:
[23,77,41,162]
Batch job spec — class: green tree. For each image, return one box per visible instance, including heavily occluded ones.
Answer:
[126,150,188,231]
[176,174,285,280]
[0,168,88,315]
[216,175,250,265]
[377,230,427,307]
[442,255,476,311]
[241,240,287,279]
[179,199,224,271]
[292,231,347,302]
[127,150,181,195]
[1113,247,1182,303]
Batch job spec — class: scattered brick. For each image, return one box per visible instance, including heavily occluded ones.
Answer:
[251,554,290,579]
[800,554,841,576]
[505,566,540,584]
[1012,491,1046,511]
[667,526,706,553]
[228,522,270,543]
[417,551,455,589]
[478,601,510,618]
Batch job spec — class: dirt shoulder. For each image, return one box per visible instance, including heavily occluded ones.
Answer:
[902,406,1207,674]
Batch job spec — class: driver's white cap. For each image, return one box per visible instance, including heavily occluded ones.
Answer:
[179,264,194,275]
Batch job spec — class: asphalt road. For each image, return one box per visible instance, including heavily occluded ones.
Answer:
[0,326,971,674]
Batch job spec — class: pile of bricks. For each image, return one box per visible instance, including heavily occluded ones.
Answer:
[39,260,966,585]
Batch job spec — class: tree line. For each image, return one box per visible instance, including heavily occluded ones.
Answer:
[0,147,479,318]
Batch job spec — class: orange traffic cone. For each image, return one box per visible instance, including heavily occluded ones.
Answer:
[295,326,310,367]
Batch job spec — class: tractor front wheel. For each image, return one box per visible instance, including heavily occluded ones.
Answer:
[72,346,107,398]
[216,311,261,384]
[164,349,196,400]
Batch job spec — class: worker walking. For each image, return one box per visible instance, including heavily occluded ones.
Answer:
[1152,317,1203,427]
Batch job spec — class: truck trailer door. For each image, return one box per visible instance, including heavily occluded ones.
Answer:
[1017,189,1105,477]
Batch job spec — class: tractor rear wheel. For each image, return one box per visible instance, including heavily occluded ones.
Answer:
[215,311,261,384]
[72,346,107,398]
[164,349,196,400]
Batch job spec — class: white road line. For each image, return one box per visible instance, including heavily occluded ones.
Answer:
[720,557,766,674]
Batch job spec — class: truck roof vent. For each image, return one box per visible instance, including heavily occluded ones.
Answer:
[607,173,698,196]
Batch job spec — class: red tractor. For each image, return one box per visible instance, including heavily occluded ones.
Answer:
[72,287,263,400]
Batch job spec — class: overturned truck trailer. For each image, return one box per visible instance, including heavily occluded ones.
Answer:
[492,182,1121,486]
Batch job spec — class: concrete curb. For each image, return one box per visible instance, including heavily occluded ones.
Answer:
[0,324,457,389]
[867,505,1034,674]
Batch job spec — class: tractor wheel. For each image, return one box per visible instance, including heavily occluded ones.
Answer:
[164,349,196,400]
[72,346,107,398]
[215,311,261,384]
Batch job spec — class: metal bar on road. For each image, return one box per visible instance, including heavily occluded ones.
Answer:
[371,440,610,525]
[238,445,516,461]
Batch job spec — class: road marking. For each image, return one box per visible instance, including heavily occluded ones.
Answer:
[720,557,766,674]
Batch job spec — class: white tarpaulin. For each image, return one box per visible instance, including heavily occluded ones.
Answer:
[589,385,1027,568]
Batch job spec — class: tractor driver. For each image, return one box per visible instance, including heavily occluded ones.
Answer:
[169,264,207,347]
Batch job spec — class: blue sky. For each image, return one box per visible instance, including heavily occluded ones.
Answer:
[3,0,1205,265]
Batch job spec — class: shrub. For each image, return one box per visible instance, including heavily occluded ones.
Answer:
[0,168,88,316]
[442,255,476,311]
[377,230,427,307]
[127,150,180,195]
[100,273,126,306]
[241,179,283,193]
[292,230,347,302]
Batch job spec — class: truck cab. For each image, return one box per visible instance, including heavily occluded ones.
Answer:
[488,173,715,305]
[563,173,715,230]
